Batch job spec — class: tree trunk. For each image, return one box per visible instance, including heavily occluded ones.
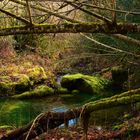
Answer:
[0,23,140,36]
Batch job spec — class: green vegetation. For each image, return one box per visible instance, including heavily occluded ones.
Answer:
[12,85,54,99]
[0,74,31,96]
[27,66,47,84]
[61,73,110,94]
[0,66,48,96]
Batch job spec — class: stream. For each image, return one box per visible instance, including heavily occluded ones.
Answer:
[0,96,81,128]
[0,94,139,129]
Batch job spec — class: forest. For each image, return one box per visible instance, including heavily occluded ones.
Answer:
[0,0,140,139]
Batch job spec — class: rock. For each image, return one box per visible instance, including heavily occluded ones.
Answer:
[0,66,48,97]
[61,73,109,94]
[13,74,31,94]
[0,74,31,96]
[0,81,13,96]
[11,85,54,99]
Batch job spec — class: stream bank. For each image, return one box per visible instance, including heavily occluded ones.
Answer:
[0,65,139,140]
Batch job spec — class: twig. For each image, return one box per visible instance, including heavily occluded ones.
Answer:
[25,113,44,140]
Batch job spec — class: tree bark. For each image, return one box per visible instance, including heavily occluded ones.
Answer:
[0,108,82,140]
[0,23,140,36]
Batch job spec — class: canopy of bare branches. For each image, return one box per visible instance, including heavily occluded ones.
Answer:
[0,0,140,35]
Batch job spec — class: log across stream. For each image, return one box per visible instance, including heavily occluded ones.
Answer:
[0,88,140,140]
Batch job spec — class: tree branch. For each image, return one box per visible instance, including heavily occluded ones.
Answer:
[80,33,140,58]
[63,0,112,24]
[111,34,140,47]
[0,8,30,25]
[9,0,81,23]
[83,3,140,15]
[0,23,139,36]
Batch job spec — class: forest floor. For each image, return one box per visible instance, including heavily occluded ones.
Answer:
[0,127,140,140]
[0,112,139,140]
[38,127,140,140]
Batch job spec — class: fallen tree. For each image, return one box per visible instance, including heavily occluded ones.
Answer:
[0,108,82,140]
[0,22,140,36]
[1,88,140,140]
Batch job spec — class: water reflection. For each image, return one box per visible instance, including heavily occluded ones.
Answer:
[0,97,79,127]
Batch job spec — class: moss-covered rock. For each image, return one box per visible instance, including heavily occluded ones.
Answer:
[0,66,48,97]
[61,73,109,94]
[0,82,13,96]
[11,85,54,99]
[13,74,31,94]
[0,74,31,96]
[27,66,47,84]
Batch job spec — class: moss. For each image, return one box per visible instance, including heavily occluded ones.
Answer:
[0,125,13,130]
[13,74,31,94]
[61,73,109,95]
[112,123,124,130]
[0,66,48,97]
[0,74,31,96]
[27,66,47,84]
[11,85,54,99]
[72,90,80,94]
[55,88,70,94]
[0,82,13,96]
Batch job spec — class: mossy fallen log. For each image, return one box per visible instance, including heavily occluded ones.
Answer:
[61,73,110,94]
[1,88,140,140]
[81,88,140,133]
[11,85,54,99]
[1,23,140,36]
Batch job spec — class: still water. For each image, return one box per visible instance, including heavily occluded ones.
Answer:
[0,95,139,128]
[0,96,80,128]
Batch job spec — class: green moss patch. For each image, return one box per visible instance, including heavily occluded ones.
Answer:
[11,85,54,99]
[27,66,47,84]
[0,74,31,96]
[0,66,48,97]
[55,88,70,94]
